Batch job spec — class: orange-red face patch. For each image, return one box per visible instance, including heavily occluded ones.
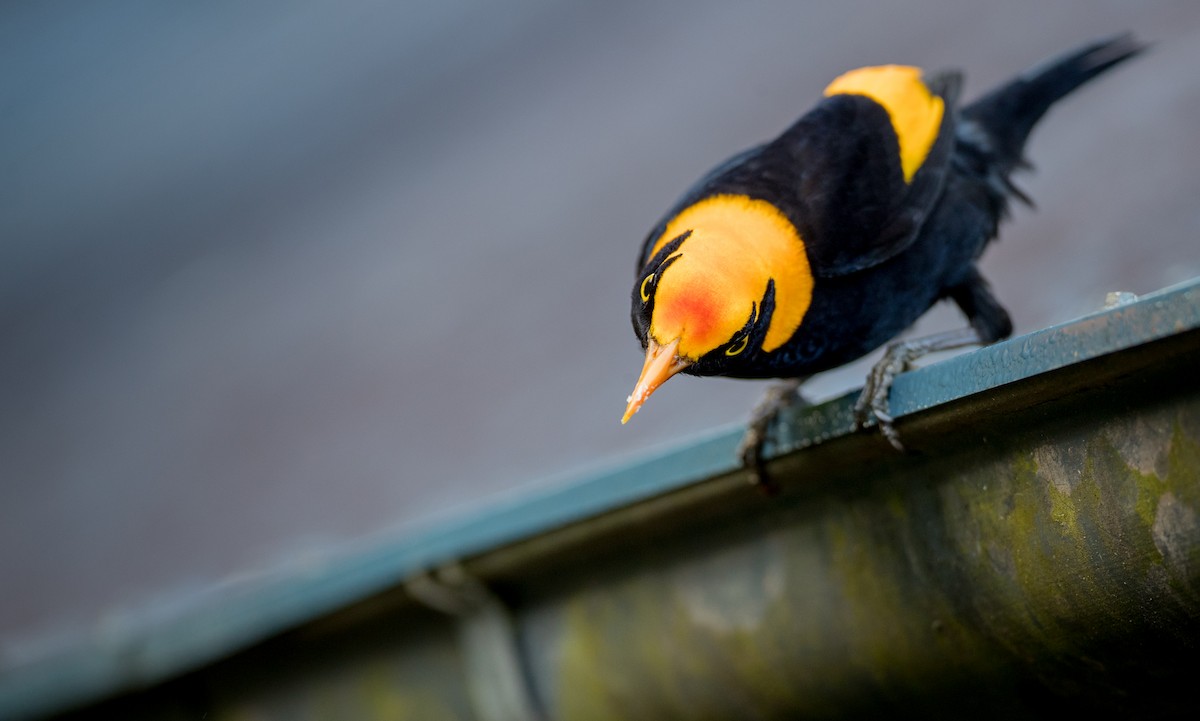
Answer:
[649,194,813,358]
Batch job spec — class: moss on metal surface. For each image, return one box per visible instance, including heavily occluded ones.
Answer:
[210,664,464,721]
[201,619,474,721]
[542,394,1200,720]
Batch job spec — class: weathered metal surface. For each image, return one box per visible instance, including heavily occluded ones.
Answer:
[202,615,476,721]
[5,278,1200,720]
[520,376,1200,719]
[48,607,477,721]
[406,567,548,721]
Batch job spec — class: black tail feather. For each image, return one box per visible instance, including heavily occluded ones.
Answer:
[962,33,1145,173]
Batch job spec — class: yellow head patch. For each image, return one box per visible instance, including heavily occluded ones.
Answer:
[824,65,943,182]
[648,195,813,358]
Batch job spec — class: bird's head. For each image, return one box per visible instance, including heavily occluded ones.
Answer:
[623,195,814,423]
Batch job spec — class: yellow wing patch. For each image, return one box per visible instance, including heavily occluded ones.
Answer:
[649,195,813,355]
[824,65,943,183]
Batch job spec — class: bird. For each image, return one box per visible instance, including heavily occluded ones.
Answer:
[621,34,1143,486]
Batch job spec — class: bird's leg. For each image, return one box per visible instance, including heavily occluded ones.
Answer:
[855,266,1013,451]
[738,376,811,490]
[853,327,985,450]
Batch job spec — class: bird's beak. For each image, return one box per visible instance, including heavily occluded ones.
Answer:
[622,337,691,424]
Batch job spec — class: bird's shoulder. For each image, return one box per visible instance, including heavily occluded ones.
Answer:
[640,66,962,278]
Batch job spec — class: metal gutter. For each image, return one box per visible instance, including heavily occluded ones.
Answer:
[3,278,1199,720]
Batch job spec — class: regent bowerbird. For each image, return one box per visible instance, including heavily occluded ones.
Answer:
[623,34,1143,486]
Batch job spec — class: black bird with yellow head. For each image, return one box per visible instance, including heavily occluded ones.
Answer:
[622,35,1142,477]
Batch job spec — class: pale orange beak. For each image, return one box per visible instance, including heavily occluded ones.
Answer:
[621,337,691,424]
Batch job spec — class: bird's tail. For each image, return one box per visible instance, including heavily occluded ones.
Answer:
[961,33,1144,175]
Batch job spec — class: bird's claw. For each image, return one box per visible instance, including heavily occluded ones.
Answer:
[736,423,772,492]
[854,343,912,451]
[855,326,992,451]
[738,378,809,492]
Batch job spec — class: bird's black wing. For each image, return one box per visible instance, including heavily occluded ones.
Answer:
[638,70,960,278]
[777,71,962,277]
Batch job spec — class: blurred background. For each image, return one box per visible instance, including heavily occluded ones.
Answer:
[2,0,1198,670]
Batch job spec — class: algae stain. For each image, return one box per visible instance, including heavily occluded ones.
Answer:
[1149,418,1200,590]
[1045,470,1080,538]
[1132,465,1168,537]
[1165,419,1200,509]
[968,407,1200,651]
[672,539,785,634]
[1131,414,1200,530]
[556,596,628,721]
[824,496,934,687]
[1152,491,1199,581]
[1001,454,1043,574]
[1106,412,1172,478]
[557,577,735,721]
[361,667,459,721]
[1033,443,1082,497]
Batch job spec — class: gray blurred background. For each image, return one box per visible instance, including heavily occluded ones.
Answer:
[3,0,1198,665]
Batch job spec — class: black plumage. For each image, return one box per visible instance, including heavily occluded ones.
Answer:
[623,35,1143,475]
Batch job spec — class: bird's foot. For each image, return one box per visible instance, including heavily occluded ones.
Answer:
[853,327,987,451]
[738,377,810,492]
[853,343,914,452]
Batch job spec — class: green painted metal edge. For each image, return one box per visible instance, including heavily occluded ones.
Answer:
[2,278,1198,721]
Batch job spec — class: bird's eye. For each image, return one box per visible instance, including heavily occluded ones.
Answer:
[725,334,749,356]
[640,274,654,302]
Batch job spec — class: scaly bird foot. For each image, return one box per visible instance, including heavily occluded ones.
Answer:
[853,343,913,452]
[738,377,810,491]
[854,327,988,451]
